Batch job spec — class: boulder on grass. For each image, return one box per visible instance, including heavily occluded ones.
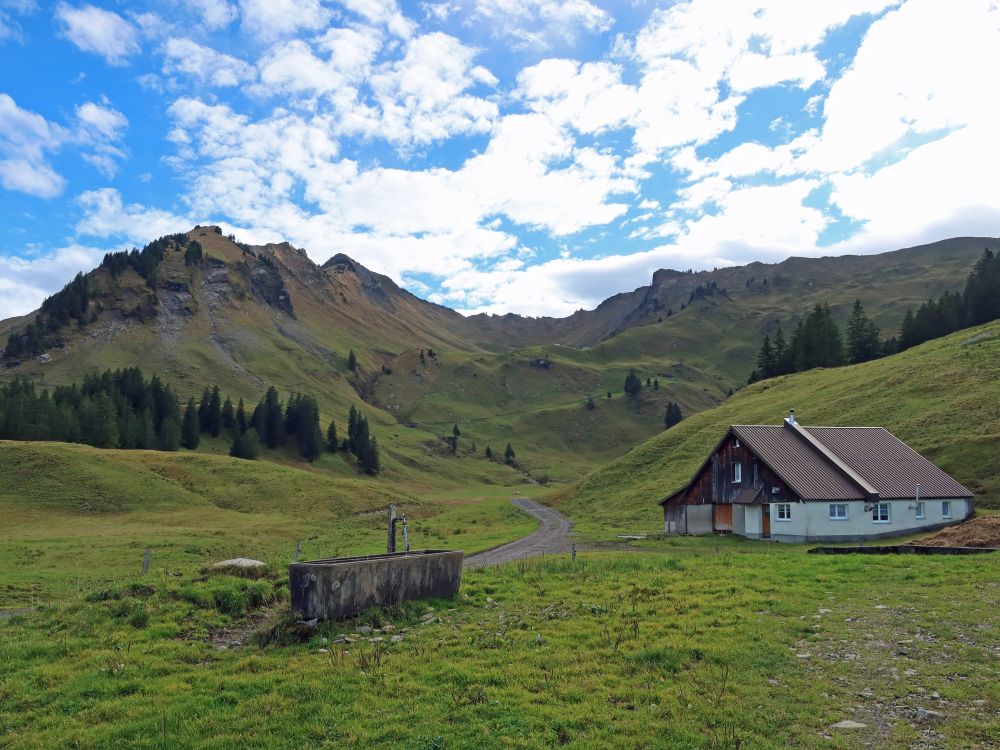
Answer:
[208,558,269,578]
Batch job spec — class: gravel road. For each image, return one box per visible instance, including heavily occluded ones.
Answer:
[464,498,573,568]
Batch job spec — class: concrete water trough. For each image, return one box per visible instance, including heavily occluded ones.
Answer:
[289,550,464,620]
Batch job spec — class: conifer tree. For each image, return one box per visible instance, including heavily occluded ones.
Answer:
[624,369,642,397]
[207,386,222,437]
[159,416,181,451]
[235,398,247,434]
[846,299,882,364]
[326,419,338,452]
[485,445,493,460]
[181,397,200,449]
[664,402,683,429]
[348,349,358,372]
[198,387,211,432]
[295,395,322,462]
[230,428,260,460]
[221,397,234,431]
[504,442,516,465]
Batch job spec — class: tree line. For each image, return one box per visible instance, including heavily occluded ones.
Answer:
[749,248,1000,383]
[0,368,380,474]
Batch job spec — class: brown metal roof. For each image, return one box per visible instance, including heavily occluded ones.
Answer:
[803,426,972,499]
[731,425,866,501]
[732,486,764,505]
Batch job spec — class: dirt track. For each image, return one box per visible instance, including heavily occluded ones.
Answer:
[464,498,573,568]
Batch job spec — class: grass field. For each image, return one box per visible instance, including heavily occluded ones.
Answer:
[0,441,543,607]
[1,539,997,749]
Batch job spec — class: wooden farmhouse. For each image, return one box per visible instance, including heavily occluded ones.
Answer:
[660,410,973,542]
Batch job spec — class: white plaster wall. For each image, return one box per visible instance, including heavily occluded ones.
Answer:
[743,505,762,538]
[766,498,971,541]
[732,505,746,535]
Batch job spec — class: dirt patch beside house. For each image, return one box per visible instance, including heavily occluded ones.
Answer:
[918,516,1000,548]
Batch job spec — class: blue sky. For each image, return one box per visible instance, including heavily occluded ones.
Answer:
[1,0,999,319]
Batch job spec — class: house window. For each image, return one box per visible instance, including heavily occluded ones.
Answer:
[733,438,741,448]
[872,503,891,523]
[776,503,791,521]
[829,503,848,520]
[733,462,742,483]
[915,502,925,519]
[941,501,951,518]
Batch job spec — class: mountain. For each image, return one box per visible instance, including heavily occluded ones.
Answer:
[0,229,992,483]
[554,319,1000,534]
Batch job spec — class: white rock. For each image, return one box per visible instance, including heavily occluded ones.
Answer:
[211,558,267,570]
[831,720,867,729]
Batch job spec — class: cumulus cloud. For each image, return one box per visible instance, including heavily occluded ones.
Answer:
[163,37,256,87]
[180,0,237,29]
[238,0,332,41]
[0,94,66,198]
[75,188,191,242]
[471,0,612,50]
[0,244,106,319]
[54,3,140,65]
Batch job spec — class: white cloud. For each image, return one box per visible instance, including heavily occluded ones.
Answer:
[238,0,332,41]
[76,100,127,140]
[54,3,140,65]
[0,93,66,198]
[348,31,498,145]
[0,244,106,319]
[180,0,237,29]
[163,37,255,87]
[75,188,191,242]
[471,0,612,50]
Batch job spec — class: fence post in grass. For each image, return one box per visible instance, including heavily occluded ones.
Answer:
[572,543,576,562]
[141,549,152,576]
[294,542,302,562]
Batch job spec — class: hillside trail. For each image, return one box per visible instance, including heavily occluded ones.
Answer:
[464,499,574,568]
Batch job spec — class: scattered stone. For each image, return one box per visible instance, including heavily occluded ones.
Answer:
[796,653,812,659]
[229,640,242,648]
[318,648,329,654]
[905,669,918,676]
[420,616,437,625]
[915,708,944,722]
[357,625,373,635]
[830,720,867,730]
[420,612,436,621]
[874,605,888,610]
[767,679,780,687]
[370,637,384,643]
[382,624,396,633]
[534,634,544,645]
[332,638,348,644]
[390,635,404,644]
[818,608,833,614]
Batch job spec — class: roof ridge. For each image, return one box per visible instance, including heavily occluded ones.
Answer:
[787,422,880,499]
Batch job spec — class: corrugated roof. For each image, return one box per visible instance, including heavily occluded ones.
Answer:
[804,426,972,499]
[732,486,764,505]
[732,425,866,500]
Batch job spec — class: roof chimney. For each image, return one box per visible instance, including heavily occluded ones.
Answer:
[785,408,796,426]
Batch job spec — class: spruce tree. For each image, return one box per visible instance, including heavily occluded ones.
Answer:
[159,416,181,451]
[326,419,338,452]
[846,299,882,364]
[664,402,683,429]
[348,349,358,372]
[504,442,516,465]
[295,395,322,462]
[89,393,119,448]
[181,397,200,449]
[623,369,642,397]
[221,397,234,431]
[197,387,211,432]
[235,398,247,434]
[485,445,493,460]
[230,428,260,460]
[207,386,222,437]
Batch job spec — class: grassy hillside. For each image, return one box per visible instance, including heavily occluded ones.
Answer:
[556,320,1000,535]
[0,442,541,606]
[1,231,990,487]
